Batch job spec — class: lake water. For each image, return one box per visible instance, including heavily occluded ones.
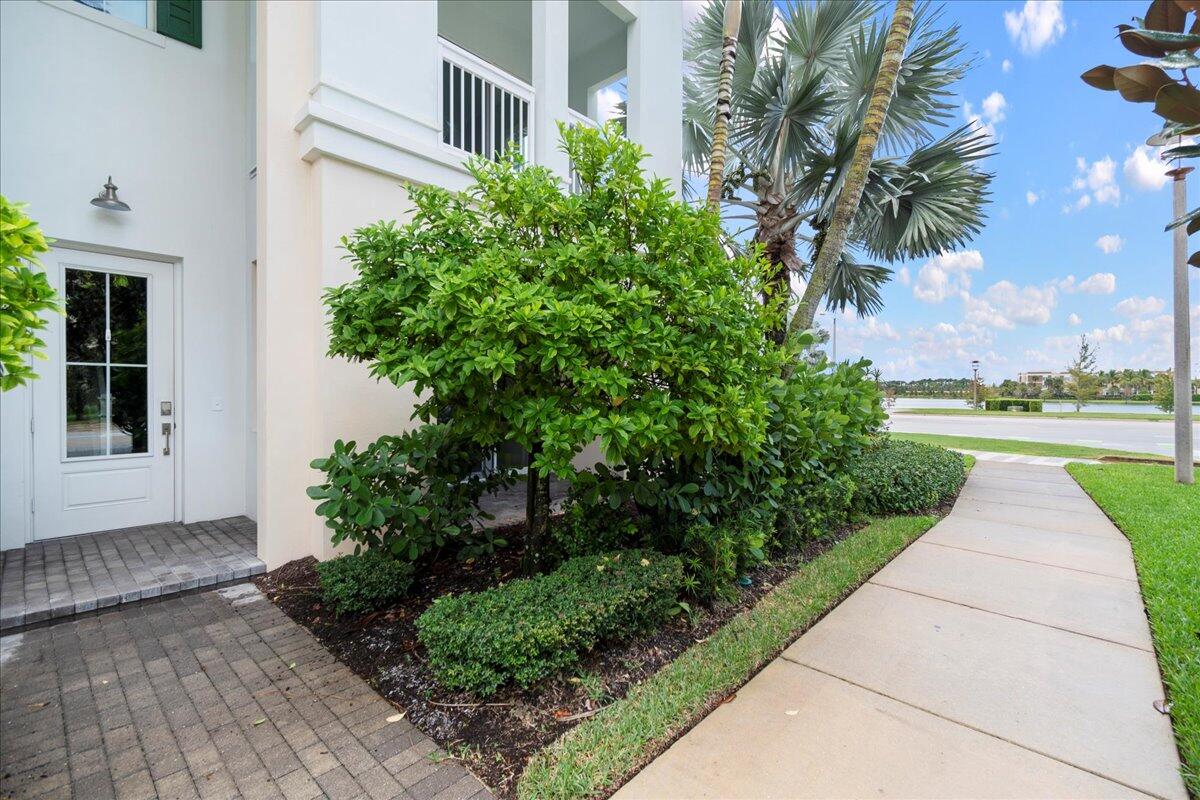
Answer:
[889,397,1200,415]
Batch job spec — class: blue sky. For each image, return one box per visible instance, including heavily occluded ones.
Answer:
[685,0,1199,382]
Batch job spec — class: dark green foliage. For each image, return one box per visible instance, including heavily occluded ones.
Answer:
[417,551,684,696]
[551,484,642,561]
[775,472,856,551]
[679,517,769,603]
[323,125,784,563]
[316,550,415,616]
[849,437,967,514]
[984,398,1043,412]
[307,425,514,563]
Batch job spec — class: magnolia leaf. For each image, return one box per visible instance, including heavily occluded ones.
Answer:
[1146,0,1188,32]
[1122,26,1200,53]
[1081,65,1117,90]
[1190,250,1200,267]
[1163,143,1200,159]
[1155,83,1200,123]
[1167,206,1200,231]
[1189,215,1200,236]
[1147,50,1200,68]
[1175,0,1200,12]
[1114,65,1176,102]
[1119,24,1169,56]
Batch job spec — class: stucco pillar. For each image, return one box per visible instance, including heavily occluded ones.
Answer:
[532,0,570,179]
[256,0,322,570]
[626,0,683,195]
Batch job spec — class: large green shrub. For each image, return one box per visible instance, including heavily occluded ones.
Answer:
[550,484,642,561]
[1,197,59,391]
[850,438,967,514]
[323,124,782,569]
[307,425,514,562]
[417,550,683,696]
[984,397,1043,412]
[316,550,415,616]
[775,472,856,550]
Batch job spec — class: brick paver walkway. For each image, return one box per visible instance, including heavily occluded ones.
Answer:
[0,518,263,632]
[0,584,491,800]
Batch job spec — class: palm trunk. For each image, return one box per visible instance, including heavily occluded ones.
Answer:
[522,443,551,575]
[706,0,742,211]
[784,0,915,352]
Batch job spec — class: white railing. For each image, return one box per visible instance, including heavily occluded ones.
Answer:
[440,38,534,162]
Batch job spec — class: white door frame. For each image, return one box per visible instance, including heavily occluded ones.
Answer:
[20,242,185,543]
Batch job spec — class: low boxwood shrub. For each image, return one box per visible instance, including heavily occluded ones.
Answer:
[850,438,967,515]
[417,550,683,696]
[984,398,1043,412]
[316,550,415,616]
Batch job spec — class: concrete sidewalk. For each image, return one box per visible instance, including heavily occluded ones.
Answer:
[618,460,1187,800]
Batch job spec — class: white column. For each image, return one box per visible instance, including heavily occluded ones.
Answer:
[626,0,683,195]
[532,0,570,179]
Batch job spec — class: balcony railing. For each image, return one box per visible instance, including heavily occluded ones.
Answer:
[440,38,533,162]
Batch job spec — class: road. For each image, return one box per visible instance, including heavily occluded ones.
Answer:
[887,412,1200,459]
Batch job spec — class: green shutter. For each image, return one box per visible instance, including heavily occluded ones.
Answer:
[157,0,202,48]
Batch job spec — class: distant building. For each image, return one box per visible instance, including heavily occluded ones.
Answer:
[1017,371,1067,387]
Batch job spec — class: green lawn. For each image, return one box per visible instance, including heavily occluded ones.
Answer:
[518,514,939,800]
[891,432,1164,461]
[1067,463,1200,794]
[891,407,1172,421]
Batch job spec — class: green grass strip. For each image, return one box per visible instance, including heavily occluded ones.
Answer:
[518,514,937,800]
[891,432,1162,461]
[1067,463,1200,795]
[891,407,1171,421]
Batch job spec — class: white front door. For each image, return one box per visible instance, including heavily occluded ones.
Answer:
[33,249,176,539]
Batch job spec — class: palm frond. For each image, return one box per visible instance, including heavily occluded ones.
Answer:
[825,254,892,316]
[732,58,834,176]
[778,0,879,80]
[855,124,994,260]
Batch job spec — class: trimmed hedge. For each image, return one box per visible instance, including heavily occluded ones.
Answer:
[985,397,1043,412]
[417,551,683,696]
[316,550,415,616]
[850,438,967,514]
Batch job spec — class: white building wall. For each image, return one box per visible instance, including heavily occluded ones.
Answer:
[0,0,251,549]
[257,0,682,569]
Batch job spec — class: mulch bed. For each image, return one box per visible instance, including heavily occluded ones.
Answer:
[255,499,957,796]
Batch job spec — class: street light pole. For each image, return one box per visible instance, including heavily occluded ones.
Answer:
[1151,131,1194,484]
[971,359,980,409]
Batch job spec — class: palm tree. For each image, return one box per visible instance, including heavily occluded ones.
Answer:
[707,0,743,211]
[684,0,994,340]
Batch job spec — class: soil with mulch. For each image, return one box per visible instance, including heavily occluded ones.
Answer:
[255,500,956,797]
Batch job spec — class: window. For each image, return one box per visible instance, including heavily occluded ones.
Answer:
[64,268,150,458]
[75,0,149,28]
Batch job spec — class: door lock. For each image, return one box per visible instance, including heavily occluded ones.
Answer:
[162,422,172,456]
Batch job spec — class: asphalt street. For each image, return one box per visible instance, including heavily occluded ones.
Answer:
[886,412,1200,459]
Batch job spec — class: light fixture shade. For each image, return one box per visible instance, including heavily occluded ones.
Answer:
[90,176,130,211]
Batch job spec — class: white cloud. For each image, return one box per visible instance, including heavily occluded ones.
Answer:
[1025,190,1039,205]
[1095,234,1124,254]
[596,88,622,122]
[1056,272,1117,295]
[912,250,984,303]
[897,266,911,287]
[1002,58,1013,73]
[981,91,1008,124]
[1068,312,1081,325]
[1123,145,1170,191]
[982,280,1058,326]
[1004,0,1066,54]
[1077,156,1120,206]
[1114,295,1166,317]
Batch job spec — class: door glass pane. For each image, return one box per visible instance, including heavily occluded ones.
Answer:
[66,365,107,458]
[109,274,147,364]
[65,269,105,363]
[109,366,148,454]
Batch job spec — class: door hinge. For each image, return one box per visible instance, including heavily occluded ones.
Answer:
[30,417,34,435]
[30,498,35,514]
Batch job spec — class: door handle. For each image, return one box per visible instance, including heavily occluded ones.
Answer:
[162,422,172,456]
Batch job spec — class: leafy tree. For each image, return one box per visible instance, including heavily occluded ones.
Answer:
[1153,370,1175,412]
[684,0,993,340]
[1065,335,1100,412]
[1,197,60,391]
[323,125,783,572]
[1082,0,1200,267]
